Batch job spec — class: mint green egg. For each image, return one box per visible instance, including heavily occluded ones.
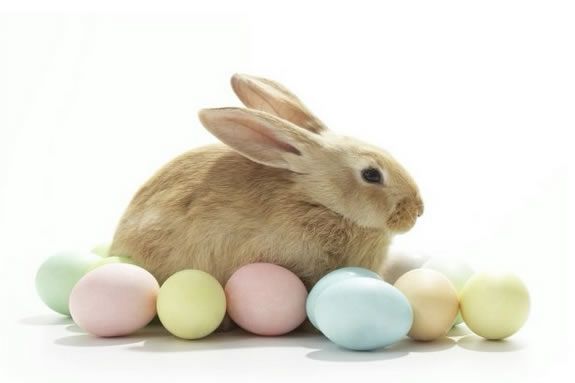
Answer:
[91,243,111,257]
[35,251,100,316]
[87,256,137,271]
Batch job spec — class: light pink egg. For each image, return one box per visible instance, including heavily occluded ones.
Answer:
[225,263,308,336]
[69,263,159,337]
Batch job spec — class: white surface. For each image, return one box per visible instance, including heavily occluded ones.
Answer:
[0,1,573,382]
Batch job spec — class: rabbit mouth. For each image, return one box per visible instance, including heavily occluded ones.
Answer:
[386,198,421,233]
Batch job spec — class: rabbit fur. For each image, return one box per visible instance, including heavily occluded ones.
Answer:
[110,74,423,293]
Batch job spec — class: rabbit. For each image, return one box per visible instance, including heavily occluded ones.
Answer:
[109,73,424,311]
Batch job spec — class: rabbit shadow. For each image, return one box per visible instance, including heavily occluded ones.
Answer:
[19,314,73,326]
[128,328,328,353]
[457,335,526,352]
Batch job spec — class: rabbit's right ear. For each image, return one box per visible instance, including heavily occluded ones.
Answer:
[231,73,327,134]
[198,107,321,173]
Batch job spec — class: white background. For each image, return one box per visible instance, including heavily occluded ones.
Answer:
[0,1,573,382]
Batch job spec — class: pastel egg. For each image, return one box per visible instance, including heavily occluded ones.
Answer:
[423,257,474,325]
[35,251,100,315]
[225,263,307,336]
[91,243,111,257]
[381,249,430,284]
[394,269,459,341]
[460,272,530,340]
[315,278,413,350]
[157,269,226,339]
[87,256,137,271]
[69,264,159,337]
[306,267,381,328]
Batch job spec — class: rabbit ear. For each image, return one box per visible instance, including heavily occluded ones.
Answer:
[198,107,321,172]
[231,73,327,134]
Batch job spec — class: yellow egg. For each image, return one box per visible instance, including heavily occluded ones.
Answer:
[157,270,226,340]
[394,269,459,341]
[460,272,529,340]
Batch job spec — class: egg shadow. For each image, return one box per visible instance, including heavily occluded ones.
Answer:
[54,324,168,347]
[65,324,85,334]
[456,335,527,352]
[447,325,473,338]
[128,328,328,353]
[305,344,409,362]
[386,336,456,353]
[18,314,73,326]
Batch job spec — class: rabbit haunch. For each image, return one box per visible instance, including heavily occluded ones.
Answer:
[110,74,423,289]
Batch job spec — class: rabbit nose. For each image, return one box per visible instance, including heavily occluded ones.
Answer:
[416,198,424,217]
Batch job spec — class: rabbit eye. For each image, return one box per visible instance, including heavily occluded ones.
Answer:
[361,167,383,184]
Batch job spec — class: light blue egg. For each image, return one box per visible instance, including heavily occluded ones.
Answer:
[306,267,381,328]
[314,278,413,351]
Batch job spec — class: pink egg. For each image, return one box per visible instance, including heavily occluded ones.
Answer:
[69,263,159,337]
[225,263,307,336]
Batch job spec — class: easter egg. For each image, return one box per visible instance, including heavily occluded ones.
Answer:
[423,257,474,325]
[87,256,137,271]
[314,278,413,350]
[35,251,100,315]
[306,267,381,328]
[91,243,110,257]
[394,269,459,341]
[69,264,159,337]
[157,269,226,339]
[381,249,430,284]
[225,263,307,336]
[460,272,530,340]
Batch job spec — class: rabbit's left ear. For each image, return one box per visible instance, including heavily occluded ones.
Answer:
[231,73,327,134]
[199,107,321,173]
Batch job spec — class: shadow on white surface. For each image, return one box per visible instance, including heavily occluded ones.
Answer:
[456,335,527,352]
[22,314,527,358]
[65,324,87,333]
[127,328,328,352]
[53,325,168,347]
[447,325,473,337]
[19,315,73,326]
[305,345,409,362]
[387,337,456,353]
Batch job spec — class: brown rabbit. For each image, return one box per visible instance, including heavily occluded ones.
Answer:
[110,74,423,295]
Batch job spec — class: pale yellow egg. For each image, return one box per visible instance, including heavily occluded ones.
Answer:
[157,270,226,340]
[460,272,529,340]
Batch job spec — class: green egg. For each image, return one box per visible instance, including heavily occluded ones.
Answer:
[86,256,137,271]
[35,251,100,316]
[91,243,111,257]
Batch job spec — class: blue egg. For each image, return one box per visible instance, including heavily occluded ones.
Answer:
[306,267,381,328]
[314,277,413,351]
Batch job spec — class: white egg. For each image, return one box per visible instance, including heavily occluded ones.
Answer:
[381,249,431,284]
